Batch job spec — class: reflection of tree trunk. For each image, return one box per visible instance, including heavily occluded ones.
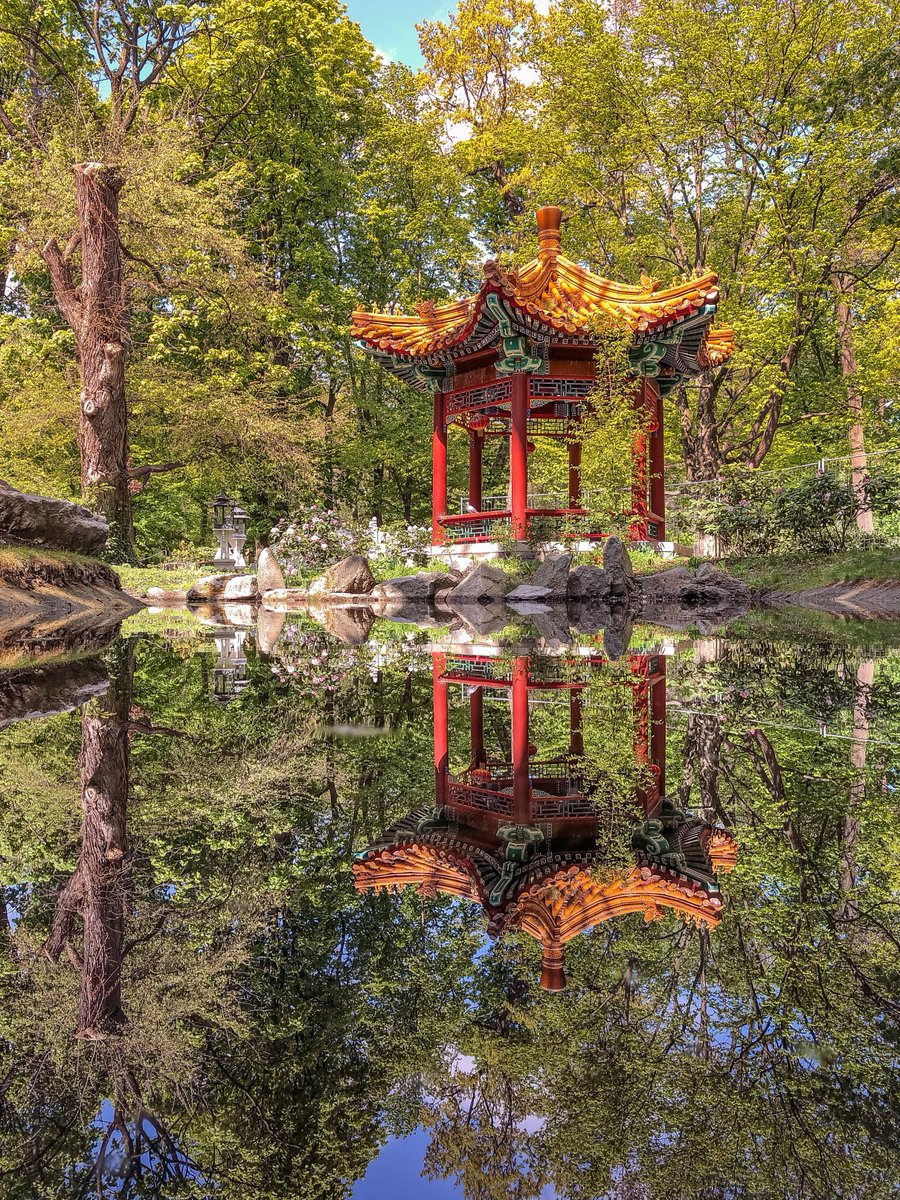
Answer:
[833,271,874,535]
[44,642,133,1038]
[679,712,722,822]
[839,660,874,922]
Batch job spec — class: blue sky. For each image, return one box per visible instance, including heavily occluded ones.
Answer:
[345,0,452,65]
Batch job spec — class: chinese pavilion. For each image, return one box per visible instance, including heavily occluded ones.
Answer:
[354,650,738,991]
[351,206,734,549]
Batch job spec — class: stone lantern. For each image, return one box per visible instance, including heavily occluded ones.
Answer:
[231,505,249,569]
[212,494,235,566]
[211,629,250,704]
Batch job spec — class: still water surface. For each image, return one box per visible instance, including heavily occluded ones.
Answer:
[1,610,898,1198]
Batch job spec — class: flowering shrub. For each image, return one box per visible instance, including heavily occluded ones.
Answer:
[270,624,432,693]
[362,519,431,568]
[269,505,360,576]
[269,626,357,693]
[270,509,431,579]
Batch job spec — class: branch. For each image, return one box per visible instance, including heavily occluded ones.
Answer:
[41,237,82,330]
[126,461,186,482]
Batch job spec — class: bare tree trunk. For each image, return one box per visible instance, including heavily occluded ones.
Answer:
[42,163,133,557]
[44,642,133,1038]
[833,272,874,535]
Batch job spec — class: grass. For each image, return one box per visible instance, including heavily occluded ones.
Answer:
[725,605,900,650]
[114,563,213,596]
[722,546,900,592]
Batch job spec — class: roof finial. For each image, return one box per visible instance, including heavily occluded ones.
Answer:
[536,205,563,261]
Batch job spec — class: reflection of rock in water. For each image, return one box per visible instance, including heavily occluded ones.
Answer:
[0,657,109,731]
[354,649,738,992]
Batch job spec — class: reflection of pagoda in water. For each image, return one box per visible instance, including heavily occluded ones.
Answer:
[354,650,737,990]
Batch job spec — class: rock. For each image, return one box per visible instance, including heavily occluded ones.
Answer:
[638,567,697,601]
[372,572,454,604]
[602,607,633,660]
[506,582,552,602]
[603,536,638,596]
[639,565,751,630]
[0,481,108,555]
[532,552,571,596]
[0,658,109,731]
[324,605,373,645]
[445,562,508,606]
[256,606,286,654]
[256,547,286,595]
[378,600,444,627]
[187,574,259,604]
[569,600,609,636]
[568,564,611,601]
[530,607,573,649]
[324,555,374,595]
[193,602,257,627]
[145,587,187,606]
[447,599,508,637]
[307,576,327,595]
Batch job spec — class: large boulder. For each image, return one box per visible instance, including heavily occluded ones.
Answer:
[530,607,573,649]
[603,536,638,596]
[256,547,286,595]
[324,605,374,645]
[324,555,375,595]
[187,574,259,604]
[602,607,633,660]
[445,562,508,606]
[570,601,609,636]
[372,572,454,604]
[255,607,286,655]
[0,658,109,731]
[447,600,508,638]
[568,564,611,602]
[532,552,571,596]
[0,481,108,555]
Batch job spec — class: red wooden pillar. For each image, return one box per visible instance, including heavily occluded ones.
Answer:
[470,685,485,768]
[510,373,529,541]
[512,655,531,822]
[568,440,582,510]
[649,659,667,802]
[648,382,665,540]
[433,652,449,805]
[469,430,483,512]
[569,688,584,758]
[432,389,447,545]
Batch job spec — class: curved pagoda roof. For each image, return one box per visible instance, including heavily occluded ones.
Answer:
[351,205,736,392]
[353,807,736,990]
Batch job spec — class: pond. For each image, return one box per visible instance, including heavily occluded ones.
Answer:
[0,607,898,1199]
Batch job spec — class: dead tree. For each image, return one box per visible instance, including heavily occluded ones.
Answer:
[44,643,133,1038]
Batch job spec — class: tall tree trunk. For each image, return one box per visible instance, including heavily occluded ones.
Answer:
[44,641,133,1038]
[42,163,133,557]
[833,271,874,535]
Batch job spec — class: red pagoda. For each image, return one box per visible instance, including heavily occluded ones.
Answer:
[351,206,734,550]
[354,650,737,991]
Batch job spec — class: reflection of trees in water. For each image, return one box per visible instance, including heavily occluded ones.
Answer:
[0,635,897,1198]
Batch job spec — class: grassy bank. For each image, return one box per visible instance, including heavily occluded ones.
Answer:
[0,544,121,590]
[115,563,210,597]
[722,547,900,592]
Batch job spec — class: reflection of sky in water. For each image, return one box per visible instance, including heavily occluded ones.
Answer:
[353,1129,558,1198]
